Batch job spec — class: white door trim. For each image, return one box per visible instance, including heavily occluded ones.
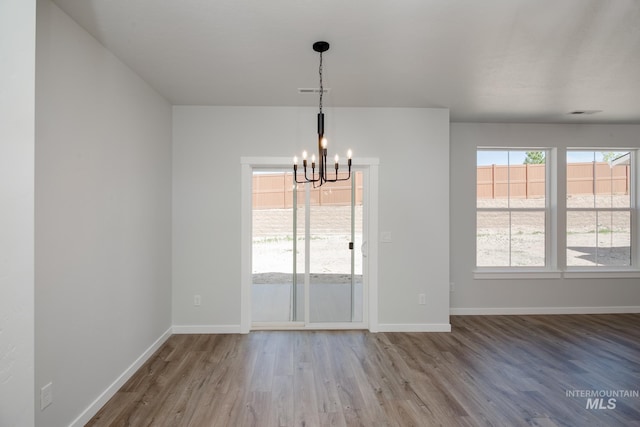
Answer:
[240,156,379,333]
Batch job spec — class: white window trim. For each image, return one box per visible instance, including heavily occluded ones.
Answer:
[474,269,562,280]
[563,270,640,279]
[475,148,640,279]
[565,149,638,271]
[475,148,552,271]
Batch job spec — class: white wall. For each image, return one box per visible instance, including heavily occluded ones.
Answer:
[173,106,450,331]
[0,1,36,426]
[450,123,640,313]
[35,1,172,426]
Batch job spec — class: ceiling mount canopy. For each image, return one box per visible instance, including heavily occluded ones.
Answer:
[294,41,352,188]
[312,41,330,53]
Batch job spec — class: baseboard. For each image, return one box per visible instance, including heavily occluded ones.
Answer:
[172,323,460,333]
[450,306,640,315]
[172,324,242,334]
[69,326,172,427]
[377,323,452,332]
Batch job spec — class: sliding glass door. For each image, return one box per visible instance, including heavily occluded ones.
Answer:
[251,169,363,327]
[309,175,363,322]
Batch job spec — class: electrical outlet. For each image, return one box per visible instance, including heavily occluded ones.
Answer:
[41,382,53,410]
[418,293,426,305]
[194,295,201,306]
[450,282,455,292]
[381,231,392,243]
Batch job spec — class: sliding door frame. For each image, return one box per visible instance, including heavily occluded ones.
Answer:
[240,157,379,333]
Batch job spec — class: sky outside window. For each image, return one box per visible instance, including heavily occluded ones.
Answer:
[477,150,609,166]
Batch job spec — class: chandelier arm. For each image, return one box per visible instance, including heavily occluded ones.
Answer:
[305,165,321,183]
[328,166,352,183]
[295,170,320,184]
[324,172,351,183]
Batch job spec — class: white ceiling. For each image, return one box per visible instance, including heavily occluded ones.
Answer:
[51,0,640,123]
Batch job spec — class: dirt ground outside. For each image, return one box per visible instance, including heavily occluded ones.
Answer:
[478,195,631,267]
[253,205,363,284]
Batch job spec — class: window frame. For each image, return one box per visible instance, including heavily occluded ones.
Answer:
[475,148,553,274]
[564,149,638,272]
[475,147,640,279]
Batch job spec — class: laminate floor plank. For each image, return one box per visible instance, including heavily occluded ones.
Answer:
[293,362,321,427]
[270,375,294,427]
[87,314,640,426]
[273,333,295,377]
[309,335,343,415]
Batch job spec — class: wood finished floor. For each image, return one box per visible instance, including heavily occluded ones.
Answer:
[87,314,640,426]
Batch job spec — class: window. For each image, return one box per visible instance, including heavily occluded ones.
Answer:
[476,149,548,267]
[476,147,639,276]
[566,150,633,267]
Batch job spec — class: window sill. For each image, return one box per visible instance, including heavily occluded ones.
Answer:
[474,269,563,280]
[563,269,640,279]
[474,268,640,279]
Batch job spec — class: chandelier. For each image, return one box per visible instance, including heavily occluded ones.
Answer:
[293,41,352,187]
